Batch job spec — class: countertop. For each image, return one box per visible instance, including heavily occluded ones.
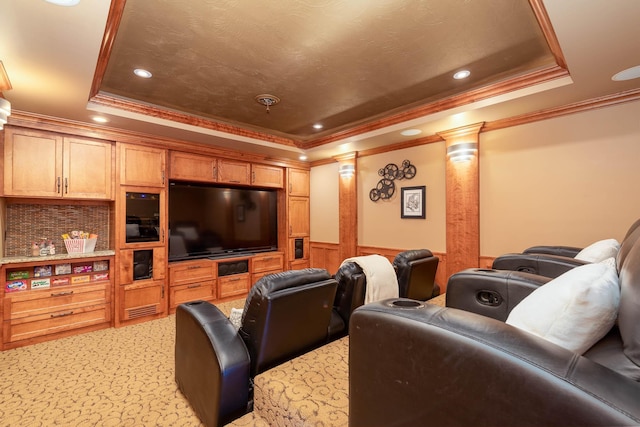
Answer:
[0,250,116,266]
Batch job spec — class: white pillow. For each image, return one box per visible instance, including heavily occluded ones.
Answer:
[574,238,620,262]
[229,308,243,330]
[506,259,620,354]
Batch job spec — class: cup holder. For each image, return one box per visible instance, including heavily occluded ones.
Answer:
[475,268,498,273]
[388,299,424,309]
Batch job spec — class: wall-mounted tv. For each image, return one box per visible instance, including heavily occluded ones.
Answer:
[168,181,278,261]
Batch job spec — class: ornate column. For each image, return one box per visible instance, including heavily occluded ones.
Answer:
[437,123,484,281]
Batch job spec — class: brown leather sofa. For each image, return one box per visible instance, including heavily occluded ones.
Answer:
[175,268,337,427]
[349,230,640,426]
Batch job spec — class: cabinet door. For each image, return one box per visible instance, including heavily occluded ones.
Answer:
[289,196,310,236]
[252,164,283,188]
[63,137,113,199]
[3,127,63,197]
[120,143,166,187]
[217,159,250,185]
[288,168,310,196]
[169,151,217,182]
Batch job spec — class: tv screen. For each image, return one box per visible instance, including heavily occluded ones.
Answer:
[168,181,278,261]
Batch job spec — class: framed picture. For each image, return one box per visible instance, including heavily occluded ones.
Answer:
[401,186,426,219]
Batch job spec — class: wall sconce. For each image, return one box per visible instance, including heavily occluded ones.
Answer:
[0,61,12,130]
[339,164,355,178]
[447,142,477,163]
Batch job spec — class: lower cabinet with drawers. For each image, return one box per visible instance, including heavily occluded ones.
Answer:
[168,252,284,312]
[1,254,114,350]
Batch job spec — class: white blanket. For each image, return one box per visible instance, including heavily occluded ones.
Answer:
[341,254,399,304]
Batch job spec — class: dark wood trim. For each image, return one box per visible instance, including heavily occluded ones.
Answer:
[89,0,127,99]
[528,0,568,70]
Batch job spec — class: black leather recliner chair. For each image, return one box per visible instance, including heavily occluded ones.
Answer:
[349,228,640,427]
[393,249,440,300]
[329,261,366,339]
[175,268,337,427]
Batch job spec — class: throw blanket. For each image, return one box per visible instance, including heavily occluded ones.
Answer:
[341,254,399,304]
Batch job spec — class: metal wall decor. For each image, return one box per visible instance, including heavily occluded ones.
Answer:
[369,160,417,201]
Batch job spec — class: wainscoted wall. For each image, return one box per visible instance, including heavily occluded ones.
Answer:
[4,202,111,257]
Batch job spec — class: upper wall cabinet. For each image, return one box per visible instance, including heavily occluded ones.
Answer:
[3,127,114,200]
[252,164,284,188]
[120,143,166,187]
[217,159,251,185]
[288,168,310,197]
[169,151,217,183]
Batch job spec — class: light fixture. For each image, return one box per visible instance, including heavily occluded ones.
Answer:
[255,94,280,113]
[313,123,323,130]
[612,65,640,81]
[299,154,308,161]
[0,61,13,130]
[339,164,355,178]
[401,129,422,136]
[133,68,153,78]
[447,142,477,162]
[44,0,80,6]
[453,70,471,80]
[92,116,109,123]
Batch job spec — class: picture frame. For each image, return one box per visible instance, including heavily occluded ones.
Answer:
[401,186,426,219]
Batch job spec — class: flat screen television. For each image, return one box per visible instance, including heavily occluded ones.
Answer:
[168,181,278,261]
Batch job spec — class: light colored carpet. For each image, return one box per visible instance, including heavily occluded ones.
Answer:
[0,299,245,427]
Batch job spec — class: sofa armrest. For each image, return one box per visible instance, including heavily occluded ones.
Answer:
[175,301,251,427]
[492,253,589,278]
[446,268,550,321]
[349,301,640,427]
[523,245,583,257]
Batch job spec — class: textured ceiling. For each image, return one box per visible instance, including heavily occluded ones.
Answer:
[97,0,556,144]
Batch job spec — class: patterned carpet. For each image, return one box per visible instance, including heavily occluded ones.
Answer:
[0,299,245,427]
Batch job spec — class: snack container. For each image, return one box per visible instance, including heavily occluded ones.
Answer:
[73,264,93,274]
[93,260,109,272]
[71,275,91,284]
[52,277,70,287]
[55,263,72,275]
[31,278,51,289]
[92,273,109,281]
[6,280,27,292]
[8,271,29,280]
[64,238,97,254]
[34,265,53,277]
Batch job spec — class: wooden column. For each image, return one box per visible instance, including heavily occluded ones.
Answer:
[335,153,357,261]
[438,123,483,281]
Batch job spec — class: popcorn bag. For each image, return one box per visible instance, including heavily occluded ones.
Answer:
[62,231,98,254]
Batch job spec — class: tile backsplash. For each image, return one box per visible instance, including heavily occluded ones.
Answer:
[4,203,110,257]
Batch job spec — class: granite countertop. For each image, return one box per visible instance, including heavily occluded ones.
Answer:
[0,250,116,266]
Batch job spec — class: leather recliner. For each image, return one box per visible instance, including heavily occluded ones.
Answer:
[393,249,440,300]
[349,227,640,426]
[491,218,640,278]
[175,268,337,427]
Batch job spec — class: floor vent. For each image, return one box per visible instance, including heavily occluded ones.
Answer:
[127,305,157,319]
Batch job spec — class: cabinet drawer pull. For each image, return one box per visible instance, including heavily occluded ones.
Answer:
[51,291,74,297]
[51,311,74,318]
[187,284,202,289]
[187,266,202,270]
[227,277,241,282]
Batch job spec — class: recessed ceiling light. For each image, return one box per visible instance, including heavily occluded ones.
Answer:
[453,70,471,80]
[133,68,153,78]
[401,129,422,136]
[92,116,108,123]
[299,155,308,161]
[612,65,640,81]
[44,0,80,6]
[313,123,323,130]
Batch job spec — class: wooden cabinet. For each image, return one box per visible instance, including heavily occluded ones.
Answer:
[119,143,166,187]
[1,255,113,350]
[168,259,216,313]
[218,273,250,299]
[288,168,310,196]
[288,196,310,237]
[251,252,284,283]
[217,159,251,185]
[3,127,114,199]
[252,164,284,188]
[117,248,166,326]
[169,151,217,182]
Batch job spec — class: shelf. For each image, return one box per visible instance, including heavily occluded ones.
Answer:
[0,250,115,266]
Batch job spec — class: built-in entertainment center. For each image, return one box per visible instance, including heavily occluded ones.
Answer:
[167,181,278,261]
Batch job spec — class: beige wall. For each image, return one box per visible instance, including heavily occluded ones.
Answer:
[480,100,640,256]
[357,143,447,251]
[310,162,340,243]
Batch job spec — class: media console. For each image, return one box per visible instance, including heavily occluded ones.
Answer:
[167,251,284,313]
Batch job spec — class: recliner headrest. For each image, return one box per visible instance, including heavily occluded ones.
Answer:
[245,268,332,303]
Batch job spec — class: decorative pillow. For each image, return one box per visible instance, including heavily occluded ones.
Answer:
[229,308,243,330]
[506,259,620,354]
[574,238,620,262]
